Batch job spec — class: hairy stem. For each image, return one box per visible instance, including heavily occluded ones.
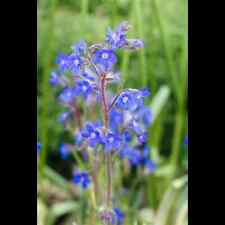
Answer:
[73,103,82,129]
[92,152,100,202]
[100,74,113,209]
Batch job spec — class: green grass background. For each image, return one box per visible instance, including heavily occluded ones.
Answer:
[37,0,188,224]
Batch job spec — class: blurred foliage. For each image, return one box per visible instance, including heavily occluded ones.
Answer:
[37,0,188,224]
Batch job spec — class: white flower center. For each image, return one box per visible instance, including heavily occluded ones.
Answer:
[109,137,114,143]
[74,59,79,66]
[112,33,118,41]
[136,94,141,99]
[133,120,138,127]
[82,85,87,91]
[90,132,96,139]
[102,53,109,59]
[122,96,129,103]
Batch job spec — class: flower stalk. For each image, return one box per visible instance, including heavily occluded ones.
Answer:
[100,74,113,210]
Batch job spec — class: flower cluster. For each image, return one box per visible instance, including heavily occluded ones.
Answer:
[50,21,156,225]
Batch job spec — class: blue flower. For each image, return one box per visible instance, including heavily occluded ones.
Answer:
[126,39,144,50]
[145,160,156,173]
[139,107,152,127]
[184,135,188,146]
[128,119,143,135]
[113,208,125,225]
[58,87,76,105]
[49,72,61,87]
[75,132,84,147]
[123,130,132,143]
[120,147,141,166]
[106,21,130,50]
[115,89,150,111]
[137,132,148,144]
[75,80,93,99]
[69,54,83,75]
[142,145,150,158]
[55,53,70,72]
[139,145,157,173]
[72,171,91,189]
[81,122,103,148]
[139,88,150,97]
[71,40,87,56]
[37,142,41,154]
[116,91,134,110]
[82,71,96,81]
[133,88,150,109]
[109,109,123,132]
[58,112,70,124]
[59,144,71,160]
[92,49,117,72]
[104,132,122,153]
[106,28,126,50]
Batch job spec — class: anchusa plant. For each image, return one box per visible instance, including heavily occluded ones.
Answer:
[50,21,156,225]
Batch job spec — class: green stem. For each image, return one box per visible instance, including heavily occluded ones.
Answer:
[170,108,184,177]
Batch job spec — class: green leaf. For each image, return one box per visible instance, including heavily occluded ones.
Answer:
[154,187,176,225]
[174,200,188,225]
[138,208,155,224]
[155,164,174,177]
[47,201,79,225]
[172,175,188,189]
[44,166,71,191]
[150,85,170,124]
[37,198,48,225]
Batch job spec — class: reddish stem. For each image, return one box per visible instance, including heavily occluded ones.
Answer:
[100,74,113,209]
[73,103,82,129]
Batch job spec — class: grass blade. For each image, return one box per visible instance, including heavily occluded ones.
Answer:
[150,85,170,124]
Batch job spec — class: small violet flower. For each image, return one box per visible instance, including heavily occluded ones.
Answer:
[120,147,142,166]
[81,122,102,148]
[55,53,70,72]
[116,91,134,110]
[69,54,84,75]
[58,112,70,124]
[71,40,87,56]
[59,144,71,160]
[106,26,127,50]
[72,171,91,189]
[37,142,41,154]
[49,71,61,87]
[109,109,123,132]
[126,39,144,50]
[184,135,188,146]
[75,80,93,99]
[92,49,117,72]
[104,132,121,153]
[58,87,76,105]
[137,132,148,144]
[113,208,125,225]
